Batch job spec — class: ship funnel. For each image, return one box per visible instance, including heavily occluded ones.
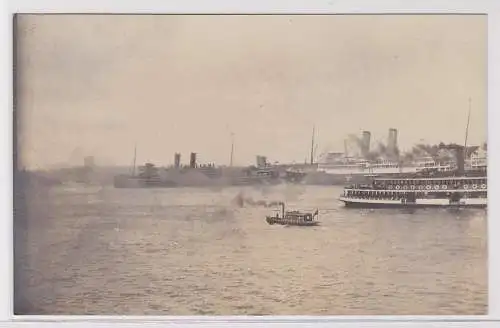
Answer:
[256,155,267,168]
[190,152,197,168]
[361,131,371,158]
[455,147,465,175]
[84,156,95,168]
[438,143,466,175]
[387,128,398,158]
[174,153,181,168]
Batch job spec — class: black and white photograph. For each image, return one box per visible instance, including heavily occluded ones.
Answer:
[13,13,488,315]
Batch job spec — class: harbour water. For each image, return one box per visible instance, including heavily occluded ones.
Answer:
[14,184,487,315]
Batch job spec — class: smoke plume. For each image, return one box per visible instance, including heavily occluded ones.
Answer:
[232,191,282,208]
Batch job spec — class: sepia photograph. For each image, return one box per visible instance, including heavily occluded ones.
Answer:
[13,14,487,315]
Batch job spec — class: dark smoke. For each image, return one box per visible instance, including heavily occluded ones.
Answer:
[364,151,379,161]
[346,134,401,160]
[347,134,362,146]
[232,191,282,208]
[401,142,481,162]
[345,131,484,162]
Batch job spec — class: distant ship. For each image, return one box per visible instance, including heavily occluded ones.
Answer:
[291,156,456,186]
[113,123,487,188]
[295,127,486,185]
[317,154,454,175]
[113,150,290,189]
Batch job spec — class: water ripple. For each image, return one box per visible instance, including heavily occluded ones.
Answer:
[15,184,487,315]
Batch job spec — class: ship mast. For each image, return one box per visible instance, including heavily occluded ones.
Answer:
[230,132,234,167]
[132,144,137,176]
[464,97,472,153]
[310,125,315,165]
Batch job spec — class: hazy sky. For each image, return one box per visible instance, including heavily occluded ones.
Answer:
[16,14,487,169]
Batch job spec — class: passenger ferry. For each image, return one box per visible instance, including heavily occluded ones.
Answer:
[338,176,487,208]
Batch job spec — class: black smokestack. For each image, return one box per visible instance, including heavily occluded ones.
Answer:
[361,131,371,158]
[256,155,267,167]
[174,153,181,168]
[456,147,465,175]
[438,142,466,175]
[190,152,197,168]
[387,128,398,158]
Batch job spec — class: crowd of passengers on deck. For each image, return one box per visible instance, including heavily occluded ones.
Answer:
[344,189,487,200]
[348,178,487,191]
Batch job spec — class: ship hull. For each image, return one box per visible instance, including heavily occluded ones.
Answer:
[339,197,487,209]
[113,175,177,188]
[302,172,414,186]
[113,178,285,188]
[302,171,368,185]
[266,217,320,226]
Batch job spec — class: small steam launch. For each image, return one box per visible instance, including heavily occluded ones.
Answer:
[265,202,320,226]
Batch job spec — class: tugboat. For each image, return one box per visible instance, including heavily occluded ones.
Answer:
[266,202,320,226]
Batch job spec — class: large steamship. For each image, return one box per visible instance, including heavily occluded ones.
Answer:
[300,128,486,185]
[113,150,289,188]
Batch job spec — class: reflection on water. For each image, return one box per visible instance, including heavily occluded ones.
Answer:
[14,184,487,315]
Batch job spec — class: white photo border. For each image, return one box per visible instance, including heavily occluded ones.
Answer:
[1,0,499,327]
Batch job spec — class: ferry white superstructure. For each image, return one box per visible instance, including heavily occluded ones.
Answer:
[339,176,487,208]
